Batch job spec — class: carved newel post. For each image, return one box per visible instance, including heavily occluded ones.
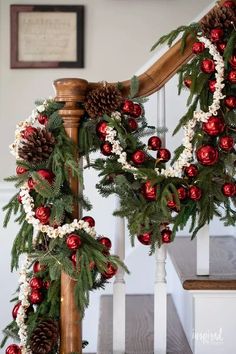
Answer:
[53,78,89,354]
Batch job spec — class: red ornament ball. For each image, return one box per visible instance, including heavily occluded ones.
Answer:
[148,136,162,150]
[167,199,177,210]
[96,120,108,137]
[30,277,43,290]
[35,206,51,225]
[27,177,36,190]
[131,150,146,165]
[33,261,46,273]
[225,95,236,109]
[222,182,236,197]
[36,169,55,184]
[229,51,236,68]
[98,236,112,250]
[217,42,227,54]
[17,194,22,204]
[141,181,157,201]
[43,280,51,289]
[16,166,28,175]
[122,99,134,115]
[5,344,21,354]
[161,229,172,243]
[82,216,95,227]
[177,186,188,201]
[201,59,215,74]
[210,28,224,43]
[12,302,21,320]
[127,118,138,131]
[228,70,236,84]
[156,148,171,162]
[22,126,37,140]
[137,232,152,245]
[219,136,235,151]
[101,142,112,156]
[185,164,198,177]
[202,116,225,136]
[132,103,142,118]
[37,114,48,125]
[102,263,117,279]
[29,289,43,304]
[223,1,235,8]
[196,145,219,166]
[208,80,216,93]
[66,234,82,250]
[189,186,202,201]
[184,78,192,88]
[192,42,205,55]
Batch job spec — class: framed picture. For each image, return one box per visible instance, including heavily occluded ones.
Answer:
[10,5,84,68]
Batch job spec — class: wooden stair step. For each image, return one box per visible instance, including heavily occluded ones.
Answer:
[97,294,192,354]
[168,236,236,290]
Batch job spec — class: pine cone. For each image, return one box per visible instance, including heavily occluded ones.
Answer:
[30,319,59,354]
[18,128,56,164]
[85,84,123,118]
[201,6,236,36]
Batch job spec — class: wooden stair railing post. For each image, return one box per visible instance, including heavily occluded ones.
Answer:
[53,78,89,354]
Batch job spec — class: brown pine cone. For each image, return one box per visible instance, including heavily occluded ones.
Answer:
[30,318,59,354]
[18,128,56,165]
[85,84,123,118]
[201,6,236,36]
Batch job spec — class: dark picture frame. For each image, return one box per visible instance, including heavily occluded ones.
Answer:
[11,5,84,68]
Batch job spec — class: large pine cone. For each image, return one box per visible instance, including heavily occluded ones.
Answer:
[18,128,56,164]
[84,84,123,118]
[30,319,59,354]
[201,6,236,36]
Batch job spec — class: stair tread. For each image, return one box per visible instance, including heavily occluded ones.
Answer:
[97,294,192,354]
[168,236,236,290]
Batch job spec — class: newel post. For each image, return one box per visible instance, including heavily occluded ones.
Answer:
[53,78,88,354]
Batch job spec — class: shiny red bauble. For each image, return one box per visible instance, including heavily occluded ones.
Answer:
[17,194,22,203]
[148,136,162,150]
[33,261,46,273]
[196,145,219,166]
[96,120,108,136]
[35,206,51,225]
[131,150,146,165]
[37,114,48,125]
[192,42,205,55]
[27,177,36,190]
[102,263,118,279]
[202,116,225,136]
[189,186,202,201]
[210,28,224,43]
[29,289,43,304]
[12,302,21,320]
[219,136,235,151]
[36,169,55,184]
[43,280,51,289]
[132,103,142,118]
[66,233,82,250]
[184,78,192,88]
[141,181,157,201]
[137,232,152,245]
[208,80,216,93]
[223,0,236,8]
[185,164,198,177]
[201,59,215,74]
[225,95,236,109]
[177,186,188,201]
[156,148,171,162]
[82,216,95,227]
[228,70,236,84]
[5,344,21,354]
[101,142,113,156]
[217,42,227,54]
[229,51,236,68]
[222,182,236,197]
[122,99,134,115]
[22,126,37,139]
[167,199,177,210]
[98,236,112,250]
[127,118,138,131]
[16,166,28,175]
[30,277,43,290]
[161,229,172,243]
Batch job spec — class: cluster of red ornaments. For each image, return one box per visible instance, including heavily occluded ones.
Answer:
[138,227,173,245]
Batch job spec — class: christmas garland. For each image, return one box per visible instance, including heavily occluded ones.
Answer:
[2,1,236,353]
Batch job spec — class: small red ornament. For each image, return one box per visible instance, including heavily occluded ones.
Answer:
[17,194,22,204]
[189,186,202,201]
[219,136,235,151]
[22,126,37,140]
[36,169,55,184]
[35,206,51,225]
[66,233,82,250]
[37,114,48,125]
[101,142,112,156]
[167,199,177,210]
[202,116,225,136]
[222,182,236,197]
[131,150,146,165]
[29,289,43,304]
[27,177,36,190]
[217,42,227,54]
[102,263,118,279]
[210,28,224,42]
[82,216,95,227]
[30,277,43,290]
[127,118,138,131]
[98,236,112,250]
[208,80,216,93]
[96,120,108,136]
[229,51,236,68]
[43,280,51,289]
[156,148,171,162]
[137,232,152,245]
[141,181,157,201]
[70,253,77,267]
[33,261,46,273]
[132,103,142,118]
[223,0,235,8]
[148,136,162,150]
[16,166,28,175]
[184,78,192,88]
[192,42,205,54]
[161,229,172,243]
[228,70,236,84]
[122,99,134,115]
[185,164,198,177]
[5,344,21,354]
[196,145,219,166]
[225,95,236,109]
[177,186,188,201]
[201,59,215,74]
[12,302,21,320]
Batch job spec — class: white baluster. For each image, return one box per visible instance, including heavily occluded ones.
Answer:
[196,223,210,275]
[113,197,126,354]
[154,245,167,354]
